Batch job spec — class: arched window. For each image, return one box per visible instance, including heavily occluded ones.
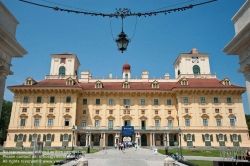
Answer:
[59,66,66,75]
[193,65,200,74]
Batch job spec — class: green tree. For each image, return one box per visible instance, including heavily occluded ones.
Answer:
[0,100,12,145]
[245,114,250,135]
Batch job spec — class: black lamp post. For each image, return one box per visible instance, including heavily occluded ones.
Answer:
[178,128,182,160]
[71,125,75,151]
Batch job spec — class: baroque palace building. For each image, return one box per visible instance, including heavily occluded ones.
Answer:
[5,48,250,148]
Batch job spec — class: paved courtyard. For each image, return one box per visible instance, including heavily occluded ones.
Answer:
[77,147,187,166]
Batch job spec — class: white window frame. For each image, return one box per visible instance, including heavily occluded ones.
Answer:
[48,118,53,126]
[20,118,26,126]
[155,120,160,127]
[185,119,190,126]
[95,120,100,127]
[34,118,39,126]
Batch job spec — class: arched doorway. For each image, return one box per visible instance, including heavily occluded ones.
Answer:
[93,134,100,146]
[141,134,147,146]
[80,134,86,146]
[155,134,162,146]
[108,134,114,146]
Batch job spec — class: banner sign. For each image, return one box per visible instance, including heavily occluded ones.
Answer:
[122,126,134,136]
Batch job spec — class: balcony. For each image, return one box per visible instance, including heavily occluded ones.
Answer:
[75,126,180,132]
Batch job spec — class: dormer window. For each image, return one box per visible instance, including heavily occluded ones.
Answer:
[25,77,36,85]
[181,78,188,85]
[95,81,103,88]
[151,80,159,88]
[66,78,74,85]
[221,78,231,85]
[123,81,130,88]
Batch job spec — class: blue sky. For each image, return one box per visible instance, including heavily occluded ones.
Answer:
[2,0,249,114]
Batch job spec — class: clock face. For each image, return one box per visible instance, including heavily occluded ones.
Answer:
[192,57,199,63]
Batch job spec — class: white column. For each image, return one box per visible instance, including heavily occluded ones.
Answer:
[150,133,152,147]
[74,132,77,146]
[164,133,166,146]
[0,73,7,117]
[167,133,170,146]
[244,73,250,109]
[88,134,91,146]
[103,133,106,146]
[85,134,88,147]
[152,133,155,146]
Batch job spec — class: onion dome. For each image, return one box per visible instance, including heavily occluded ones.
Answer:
[122,63,131,70]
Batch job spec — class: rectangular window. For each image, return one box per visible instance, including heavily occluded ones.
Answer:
[20,119,26,126]
[23,96,28,103]
[108,120,113,129]
[48,118,53,126]
[227,97,232,103]
[60,58,66,64]
[34,118,39,126]
[65,118,69,126]
[200,97,205,103]
[214,97,219,103]
[96,110,99,114]
[95,120,99,127]
[184,97,188,103]
[63,134,68,140]
[203,119,208,126]
[155,120,160,127]
[141,110,145,114]
[46,134,51,141]
[219,134,223,141]
[81,120,86,127]
[83,110,86,114]
[66,108,70,112]
[83,99,87,105]
[155,110,158,114]
[168,120,173,127]
[123,99,130,105]
[216,119,222,126]
[36,108,40,112]
[154,99,158,105]
[202,109,206,113]
[22,108,27,113]
[50,96,55,103]
[141,99,145,105]
[185,108,188,113]
[37,96,42,103]
[49,108,53,113]
[96,99,100,105]
[230,118,235,126]
[215,109,219,113]
[109,110,113,114]
[167,99,171,105]
[66,96,71,103]
[185,119,190,126]
[229,109,232,113]
[109,99,114,105]
[168,110,171,115]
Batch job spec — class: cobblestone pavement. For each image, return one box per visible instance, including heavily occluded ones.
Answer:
[83,147,187,166]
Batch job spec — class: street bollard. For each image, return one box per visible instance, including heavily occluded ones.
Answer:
[78,157,88,166]
[165,146,168,155]
[163,156,175,166]
[87,145,90,153]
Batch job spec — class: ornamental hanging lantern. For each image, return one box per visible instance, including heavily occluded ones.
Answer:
[116,31,130,53]
[115,8,131,53]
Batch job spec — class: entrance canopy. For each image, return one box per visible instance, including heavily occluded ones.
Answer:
[122,126,134,136]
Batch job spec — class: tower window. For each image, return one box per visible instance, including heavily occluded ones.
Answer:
[59,66,66,75]
[193,65,200,74]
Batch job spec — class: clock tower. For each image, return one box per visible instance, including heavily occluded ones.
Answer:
[173,48,212,79]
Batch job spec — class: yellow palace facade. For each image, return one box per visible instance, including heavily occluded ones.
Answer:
[4,48,250,148]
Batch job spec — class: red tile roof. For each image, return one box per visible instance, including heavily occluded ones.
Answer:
[8,78,245,91]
